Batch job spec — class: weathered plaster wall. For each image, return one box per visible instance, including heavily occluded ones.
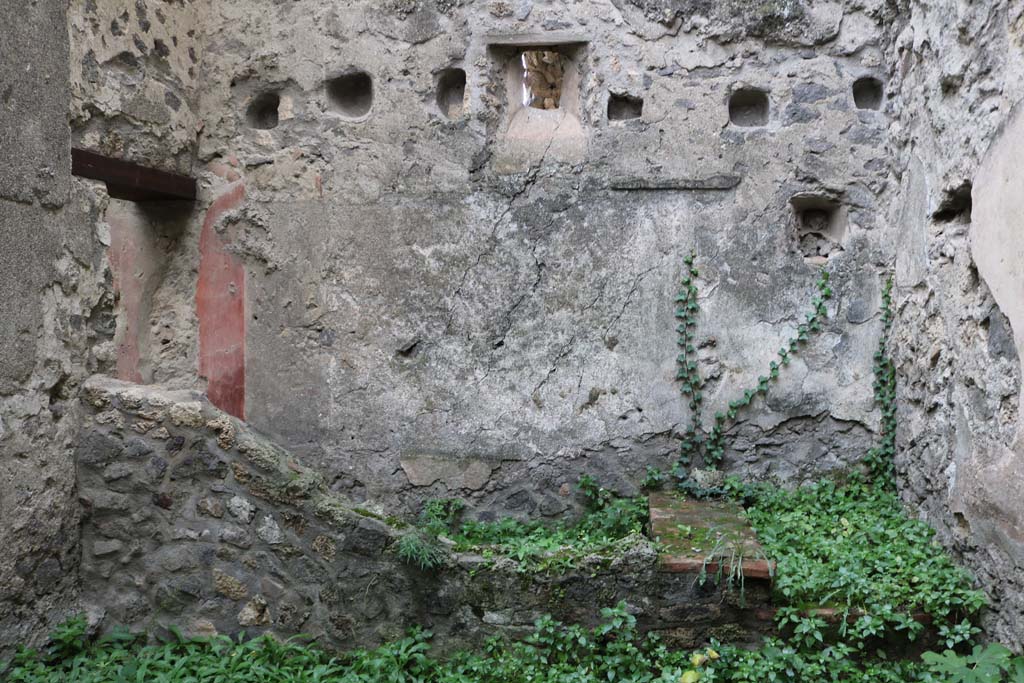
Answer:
[887,0,1024,649]
[19,0,1024,655]
[68,0,206,392]
[0,0,209,654]
[69,0,203,175]
[0,0,115,652]
[182,0,896,517]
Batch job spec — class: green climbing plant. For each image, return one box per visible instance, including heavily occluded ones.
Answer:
[864,275,897,485]
[673,252,833,482]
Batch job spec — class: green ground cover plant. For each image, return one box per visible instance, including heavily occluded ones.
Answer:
[7,479,1011,683]
[398,476,648,573]
[6,257,1012,682]
[740,476,987,650]
[7,600,1019,683]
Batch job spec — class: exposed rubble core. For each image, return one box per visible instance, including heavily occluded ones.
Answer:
[887,0,1024,649]
[1,0,1024,656]
[76,377,774,651]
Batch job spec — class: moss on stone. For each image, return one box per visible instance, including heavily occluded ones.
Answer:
[385,516,409,529]
[283,469,323,500]
[236,434,286,472]
[311,493,357,530]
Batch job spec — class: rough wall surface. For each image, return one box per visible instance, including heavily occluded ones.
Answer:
[68,0,203,175]
[5,0,1023,657]
[887,0,1024,649]
[77,376,773,652]
[0,0,114,652]
[0,0,206,653]
[175,0,898,518]
[68,0,205,390]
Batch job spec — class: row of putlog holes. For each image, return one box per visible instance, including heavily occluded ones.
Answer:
[246,65,884,131]
[245,68,459,130]
[729,77,883,127]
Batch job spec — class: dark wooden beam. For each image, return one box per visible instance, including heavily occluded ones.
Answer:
[71,148,196,202]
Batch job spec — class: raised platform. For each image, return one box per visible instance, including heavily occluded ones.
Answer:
[649,492,775,580]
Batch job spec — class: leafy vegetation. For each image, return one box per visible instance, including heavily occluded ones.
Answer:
[4,259,1005,682]
[673,252,833,485]
[864,275,897,484]
[8,600,1020,683]
[1,604,702,683]
[1,478,1011,682]
[922,643,1024,683]
[744,476,986,651]
[385,465,999,680]
[397,498,466,570]
[396,477,648,574]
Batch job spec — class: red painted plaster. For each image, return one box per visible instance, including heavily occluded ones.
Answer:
[197,183,247,418]
[107,208,146,384]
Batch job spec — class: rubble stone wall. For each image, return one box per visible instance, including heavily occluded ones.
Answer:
[7,0,1024,656]
[0,0,116,652]
[886,0,1024,649]
[76,376,773,652]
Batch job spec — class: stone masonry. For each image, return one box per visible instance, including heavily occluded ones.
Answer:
[77,375,772,652]
[2,0,1024,655]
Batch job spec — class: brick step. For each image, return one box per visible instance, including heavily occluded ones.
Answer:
[648,492,776,580]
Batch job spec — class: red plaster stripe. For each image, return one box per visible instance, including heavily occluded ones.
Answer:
[197,183,247,418]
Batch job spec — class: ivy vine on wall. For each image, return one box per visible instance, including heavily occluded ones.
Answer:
[864,275,896,485]
[672,252,833,488]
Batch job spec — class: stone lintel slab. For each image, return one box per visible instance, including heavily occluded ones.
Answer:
[71,148,196,201]
[485,32,590,47]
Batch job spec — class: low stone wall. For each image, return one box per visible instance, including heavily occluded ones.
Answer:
[77,375,773,652]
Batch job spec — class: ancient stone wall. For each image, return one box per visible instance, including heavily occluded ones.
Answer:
[0,0,206,654]
[76,375,773,652]
[0,0,116,652]
[9,0,1024,657]
[68,0,202,175]
[886,0,1024,649]
[160,0,900,518]
[68,0,206,391]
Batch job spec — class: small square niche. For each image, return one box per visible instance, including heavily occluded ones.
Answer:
[790,195,847,263]
[496,42,584,120]
[327,70,374,120]
[436,67,467,119]
[852,76,883,110]
[245,92,280,130]
[729,88,769,127]
[608,92,643,122]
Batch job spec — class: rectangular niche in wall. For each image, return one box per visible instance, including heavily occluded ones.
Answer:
[790,194,847,264]
[436,67,467,119]
[608,92,643,122]
[487,34,588,172]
